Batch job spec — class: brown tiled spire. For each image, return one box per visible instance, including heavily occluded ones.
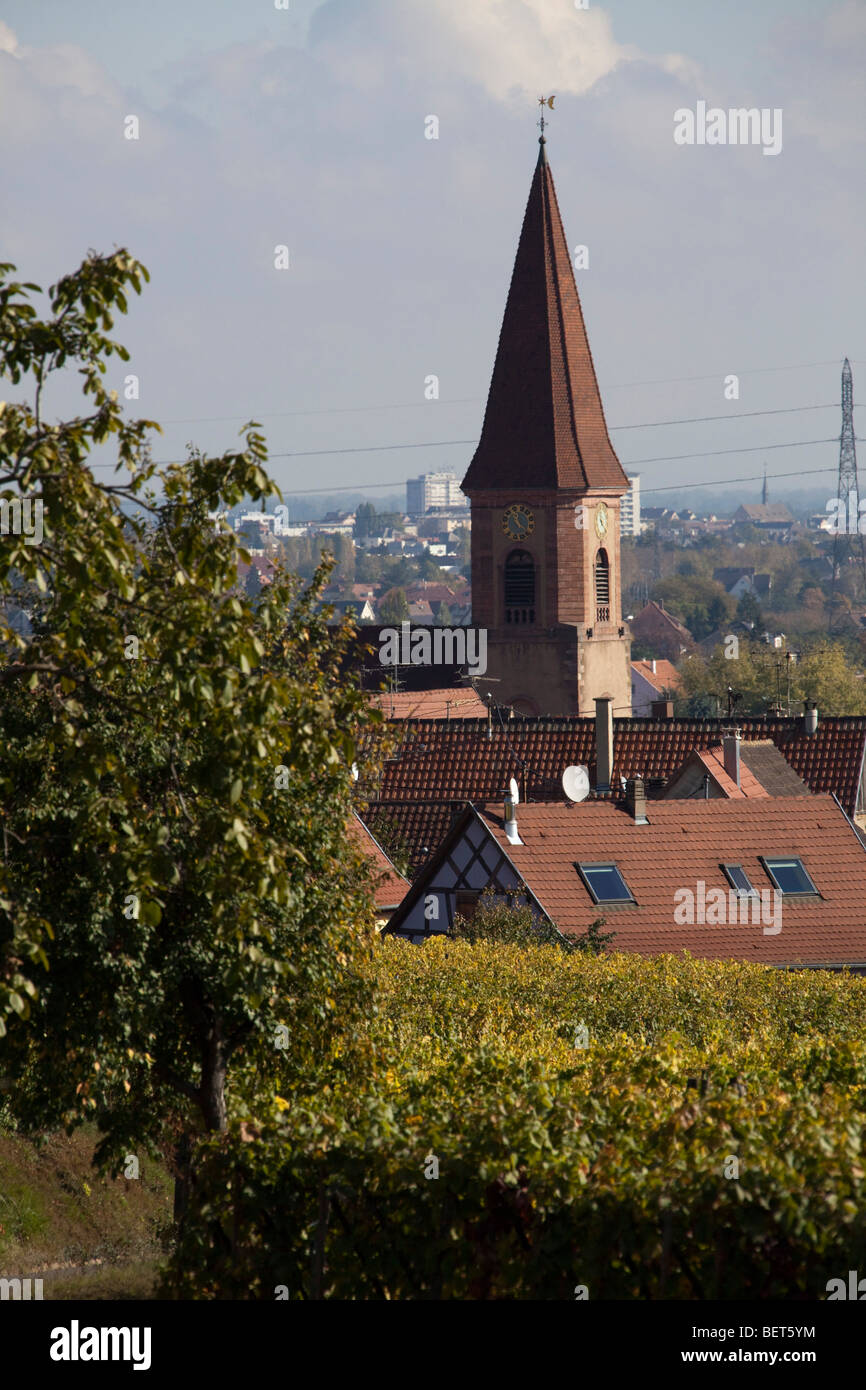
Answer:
[462,139,629,494]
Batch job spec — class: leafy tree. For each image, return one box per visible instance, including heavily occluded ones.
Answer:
[379,586,409,625]
[0,252,383,1185]
[736,591,763,628]
[451,888,611,954]
[678,640,866,716]
[437,602,453,627]
[653,576,734,642]
[354,501,376,540]
[244,563,262,600]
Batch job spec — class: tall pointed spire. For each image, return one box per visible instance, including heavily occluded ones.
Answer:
[462,143,629,494]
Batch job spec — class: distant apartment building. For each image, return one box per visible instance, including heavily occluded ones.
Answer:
[620,474,641,537]
[406,472,467,516]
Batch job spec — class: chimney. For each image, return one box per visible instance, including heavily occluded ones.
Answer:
[804,703,818,734]
[625,776,648,824]
[651,659,656,674]
[503,788,522,845]
[651,699,674,721]
[594,696,613,792]
[722,733,740,787]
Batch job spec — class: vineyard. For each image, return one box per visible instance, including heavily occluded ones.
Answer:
[165,942,866,1299]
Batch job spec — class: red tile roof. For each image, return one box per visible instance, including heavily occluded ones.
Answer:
[461,144,628,495]
[472,797,866,966]
[369,688,487,720]
[685,747,768,799]
[361,716,866,816]
[348,813,408,911]
[362,800,468,877]
[631,659,682,693]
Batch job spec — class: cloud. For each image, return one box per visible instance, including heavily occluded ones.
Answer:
[308,0,645,102]
[0,22,20,57]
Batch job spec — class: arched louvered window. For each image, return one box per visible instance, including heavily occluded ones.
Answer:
[595,548,610,624]
[504,550,535,625]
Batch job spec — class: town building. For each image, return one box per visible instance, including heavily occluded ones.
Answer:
[629,601,694,663]
[733,503,795,533]
[406,473,467,516]
[461,135,632,717]
[620,475,641,537]
[630,658,682,716]
[382,793,866,970]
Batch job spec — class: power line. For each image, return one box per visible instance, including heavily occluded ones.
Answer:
[140,436,837,491]
[148,431,838,471]
[154,399,837,434]
[619,437,838,467]
[612,403,833,432]
[642,465,838,496]
[152,358,859,425]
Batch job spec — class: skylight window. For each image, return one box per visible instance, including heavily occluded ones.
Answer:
[721,864,757,897]
[760,857,819,896]
[577,863,635,905]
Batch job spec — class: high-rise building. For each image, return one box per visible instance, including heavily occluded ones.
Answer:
[461,134,632,716]
[620,475,641,537]
[406,472,467,516]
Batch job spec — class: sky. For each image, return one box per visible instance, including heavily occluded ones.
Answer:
[1,0,864,513]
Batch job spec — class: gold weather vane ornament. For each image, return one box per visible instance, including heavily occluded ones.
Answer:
[537,94,555,138]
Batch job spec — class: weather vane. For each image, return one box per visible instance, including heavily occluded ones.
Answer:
[537,94,555,139]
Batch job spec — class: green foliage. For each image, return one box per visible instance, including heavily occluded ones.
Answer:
[451,889,612,955]
[679,639,866,715]
[0,251,383,1173]
[736,591,763,628]
[379,586,409,624]
[451,889,568,949]
[162,944,866,1299]
[652,575,734,641]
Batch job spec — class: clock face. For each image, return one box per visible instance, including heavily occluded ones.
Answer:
[595,502,609,539]
[501,503,535,541]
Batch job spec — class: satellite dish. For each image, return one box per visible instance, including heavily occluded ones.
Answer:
[508,776,520,805]
[562,765,590,803]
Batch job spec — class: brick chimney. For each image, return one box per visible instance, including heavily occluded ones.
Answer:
[625,776,648,824]
[722,733,740,787]
[651,699,674,720]
[595,696,613,792]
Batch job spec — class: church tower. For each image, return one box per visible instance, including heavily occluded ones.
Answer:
[462,131,632,717]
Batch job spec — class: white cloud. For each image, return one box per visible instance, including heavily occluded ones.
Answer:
[309,0,645,102]
[0,21,20,56]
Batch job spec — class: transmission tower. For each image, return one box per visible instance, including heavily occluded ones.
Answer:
[828,358,866,634]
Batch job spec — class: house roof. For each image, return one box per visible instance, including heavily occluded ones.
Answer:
[630,602,694,641]
[739,741,812,798]
[348,813,408,911]
[361,800,469,878]
[361,715,866,817]
[370,688,487,720]
[735,503,794,524]
[461,142,628,496]
[631,659,682,693]
[459,797,866,966]
[713,567,754,588]
[669,746,768,799]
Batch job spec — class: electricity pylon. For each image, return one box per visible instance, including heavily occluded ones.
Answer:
[828,359,866,634]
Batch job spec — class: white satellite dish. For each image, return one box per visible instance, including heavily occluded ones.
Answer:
[562,764,590,803]
[508,776,520,805]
